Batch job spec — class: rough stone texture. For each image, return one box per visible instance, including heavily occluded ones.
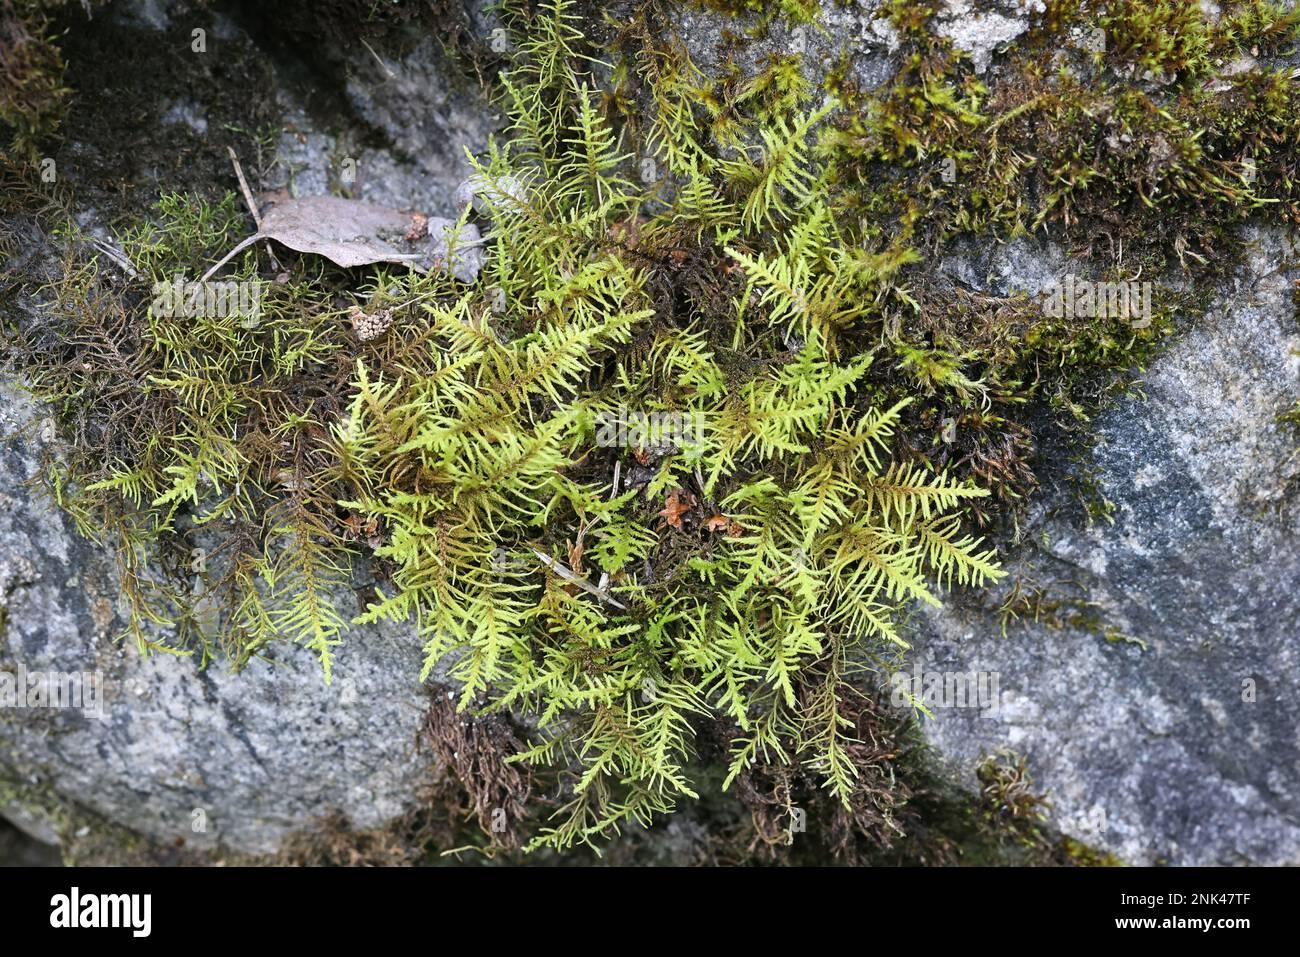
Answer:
[0,819,60,866]
[658,0,1043,91]
[0,381,433,856]
[905,227,1300,865]
[263,28,497,218]
[935,0,1040,74]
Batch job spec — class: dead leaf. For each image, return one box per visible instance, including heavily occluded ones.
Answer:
[658,488,695,529]
[200,195,485,283]
[703,512,744,536]
[567,539,586,577]
[341,513,384,549]
[608,215,646,247]
[258,196,421,268]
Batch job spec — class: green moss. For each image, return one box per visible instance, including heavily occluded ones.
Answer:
[695,0,822,29]
[6,0,1011,853]
[1279,391,1300,498]
[991,574,1146,653]
[268,690,1113,866]
[804,0,1300,536]
[828,0,1300,272]
[1098,0,1215,76]
[1059,835,1123,866]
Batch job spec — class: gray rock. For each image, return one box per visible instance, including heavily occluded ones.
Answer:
[934,0,1040,74]
[0,817,61,866]
[337,35,497,215]
[662,0,899,93]
[0,380,434,857]
[903,227,1300,865]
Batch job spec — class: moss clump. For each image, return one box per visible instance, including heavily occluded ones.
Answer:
[6,0,1010,852]
[803,0,1300,525]
[827,0,1300,274]
[1279,394,1300,498]
[272,689,1112,866]
[694,0,822,29]
[0,0,75,159]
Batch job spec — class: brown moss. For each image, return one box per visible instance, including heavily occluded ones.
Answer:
[0,0,71,158]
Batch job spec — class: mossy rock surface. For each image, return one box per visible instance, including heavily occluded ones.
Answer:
[1,0,1298,865]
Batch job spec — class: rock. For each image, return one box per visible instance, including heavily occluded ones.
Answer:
[0,379,434,857]
[662,0,899,92]
[934,0,1040,74]
[336,33,497,214]
[660,0,1035,89]
[0,818,61,866]
[903,227,1300,865]
[455,173,529,217]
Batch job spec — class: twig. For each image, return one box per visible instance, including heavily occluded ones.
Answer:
[88,238,137,278]
[198,234,264,284]
[227,146,281,270]
[360,38,397,79]
[227,146,262,231]
[530,547,627,610]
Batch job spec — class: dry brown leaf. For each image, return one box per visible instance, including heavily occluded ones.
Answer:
[258,196,424,268]
[703,513,744,536]
[658,488,695,529]
[567,539,586,577]
[200,195,484,282]
[607,214,646,247]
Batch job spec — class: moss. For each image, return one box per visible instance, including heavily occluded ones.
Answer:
[991,574,1144,652]
[800,0,1300,548]
[1277,393,1300,499]
[268,688,1113,866]
[1059,835,1123,866]
[0,0,81,159]
[694,0,822,29]
[827,0,1300,273]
